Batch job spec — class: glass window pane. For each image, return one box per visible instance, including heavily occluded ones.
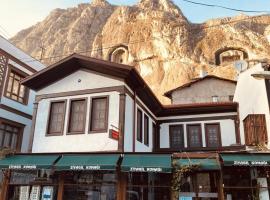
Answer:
[3,133,11,147]
[170,125,184,149]
[188,125,202,148]
[48,102,65,134]
[90,98,107,131]
[69,100,86,133]
[5,69,27,104]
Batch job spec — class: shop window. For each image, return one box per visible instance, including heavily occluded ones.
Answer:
[169,125,184,150]
[126,173,171,200]
[90,97,108,132]
[137,109,143,142]
[205,123,221,148]
[144,114,149,146]
[5,69,29,104]
[8,171,58,200]
[179,173,218,199]
[0,122,22,151]
[223,167,253,199]
[244,114,268,146]
[63,172,117,200]
[47,101,66,135]
[187,124,202,148]
[68,99,87,134]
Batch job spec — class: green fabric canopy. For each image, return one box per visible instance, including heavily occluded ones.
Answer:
[121,154,172,173]
[221,154,270,166]
[55,154,120,171]
[174,158,220,170]
[0,155,60,170]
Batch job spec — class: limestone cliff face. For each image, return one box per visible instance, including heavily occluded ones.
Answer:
[11,0,270,103]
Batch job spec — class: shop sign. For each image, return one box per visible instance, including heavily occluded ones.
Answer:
[19,186,30,200]
[130,167,163,172]
[70,165,101,170]
[29,186,41,200]
[233,161,269,166]
[41,186,53,200]
[9,165,37,170]
[179,197,192,200]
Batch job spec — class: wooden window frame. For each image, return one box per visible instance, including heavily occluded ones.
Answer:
[46,100,67,136]
[169,125,185,150]
[67,98,87,135]
[0,118,25,152]
[187,124,203,148]
[136,108,143,143]
[89,96,109,133]
[144,114,149,146]
[4,65,30,105]
[205,123,222,148]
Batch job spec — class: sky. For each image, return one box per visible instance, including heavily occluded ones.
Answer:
[1,0,270,38]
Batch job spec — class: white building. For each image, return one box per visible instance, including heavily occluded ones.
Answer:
[0,35,44,153]
[234,61,270,148]
[21,54,241,154]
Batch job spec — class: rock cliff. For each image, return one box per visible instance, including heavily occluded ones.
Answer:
[11,0,270,103]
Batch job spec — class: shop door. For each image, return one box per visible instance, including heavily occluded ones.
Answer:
[179,173,218,200]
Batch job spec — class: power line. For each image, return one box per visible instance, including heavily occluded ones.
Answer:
[181,0,270,13]
[17,14,268,65]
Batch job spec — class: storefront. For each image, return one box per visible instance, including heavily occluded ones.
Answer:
[0,153,173,200]
[221,153,270,200]
[173,153,222,200]
[0,154,60,200]
[121,154,172,200]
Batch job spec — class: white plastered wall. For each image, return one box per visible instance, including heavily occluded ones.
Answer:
[37,70,124,95]
[32,69,125,153]
[234,64,270,146]
[159,114,237,149]
[123,89,156,152]
[32,91,120,153]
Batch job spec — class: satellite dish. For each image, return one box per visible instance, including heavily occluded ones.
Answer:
[234,60,248,73]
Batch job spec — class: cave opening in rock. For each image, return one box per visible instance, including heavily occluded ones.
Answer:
[215,47,248,65]
[109,46,129,64]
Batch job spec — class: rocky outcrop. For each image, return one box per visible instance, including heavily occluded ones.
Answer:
[11,0,270,103]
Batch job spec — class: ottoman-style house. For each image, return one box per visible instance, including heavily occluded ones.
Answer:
[0,53,267,200]
[0,35,44,153]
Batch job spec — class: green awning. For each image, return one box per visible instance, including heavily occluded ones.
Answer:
[121,154,172,173]
[0,155,60,170]
[55,154,120,171]
[221,154,270,166]
[174,158,220,170]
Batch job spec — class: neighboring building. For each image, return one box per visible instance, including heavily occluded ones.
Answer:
[0,35,44,153]
[164,75,236,104]
[234,61,270,148]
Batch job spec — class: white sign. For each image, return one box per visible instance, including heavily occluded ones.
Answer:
[130,167,163,172]
[19,186,30,200]
[179,197,192,200]
[70,165,101,170]
[9,165,37,169]
[30,186,41,200]
[41,186,54,200]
